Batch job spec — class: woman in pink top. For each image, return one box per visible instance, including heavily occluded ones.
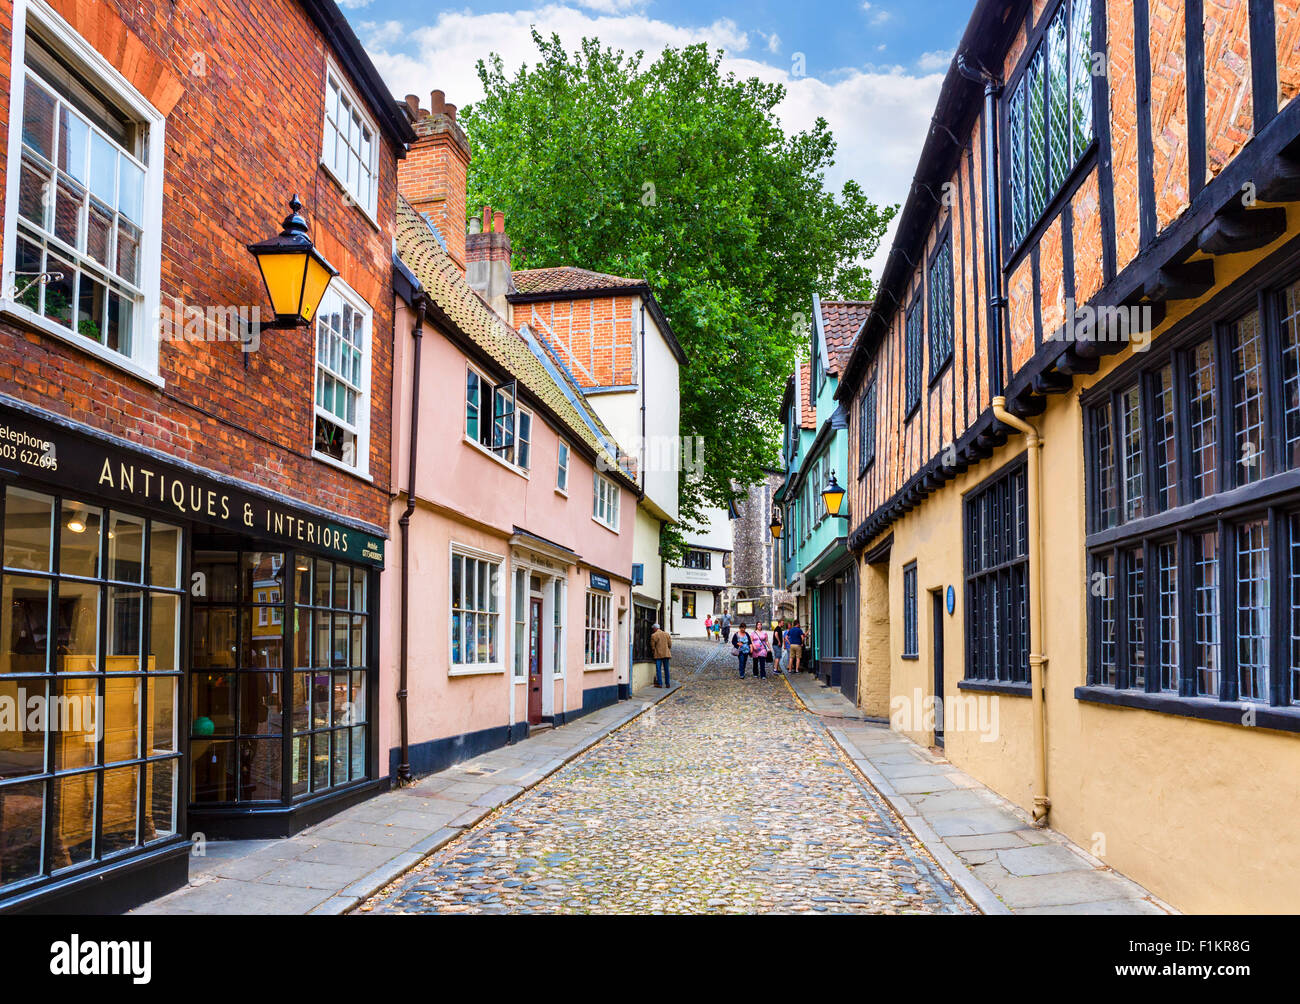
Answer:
[749,625,770,679]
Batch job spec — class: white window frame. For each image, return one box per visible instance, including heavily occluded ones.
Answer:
[449,542,505,675]
[320,61,379,224]
[311,277,372,479]
[584,589,613,668]
[464,362,532,476]
[553,578,566,677]
[593,471,620,531]
[1,0,165,385]
[556,439,570,494]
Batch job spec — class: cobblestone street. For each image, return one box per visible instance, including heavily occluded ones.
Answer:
[361,640,973,914]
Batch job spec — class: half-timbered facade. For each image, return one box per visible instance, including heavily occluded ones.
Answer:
[837,0,1300,912]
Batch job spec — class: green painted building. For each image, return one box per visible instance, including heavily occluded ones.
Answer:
[775,296,869,699]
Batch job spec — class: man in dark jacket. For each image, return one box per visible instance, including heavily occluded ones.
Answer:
[651,623,672,688]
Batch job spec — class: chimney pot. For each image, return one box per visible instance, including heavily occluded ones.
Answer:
[445,103,456,122]
[430,89,446,115]
[483,206,492,231]
[404,94,422,118]
[493,210,505,234]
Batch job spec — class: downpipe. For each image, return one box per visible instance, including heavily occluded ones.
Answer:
[991,396,1050,826]
[397,296,426,785]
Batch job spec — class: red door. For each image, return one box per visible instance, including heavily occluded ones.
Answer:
[527,597,544,724]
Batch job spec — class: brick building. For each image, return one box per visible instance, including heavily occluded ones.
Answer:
[833,0,1300,911]
[0,0,412,912]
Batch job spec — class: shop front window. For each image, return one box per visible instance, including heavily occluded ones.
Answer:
[0,486,182,895]
[189,549,370,806]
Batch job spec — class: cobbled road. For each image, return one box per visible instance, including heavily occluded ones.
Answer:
[362,639,973,914]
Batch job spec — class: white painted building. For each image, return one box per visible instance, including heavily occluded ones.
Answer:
[667,505,731,637]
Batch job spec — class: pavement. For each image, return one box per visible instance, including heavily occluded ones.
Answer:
[361,641,974,914]
[133,640,1175,915]
[132,686,677,915]
[784,671,1177,915]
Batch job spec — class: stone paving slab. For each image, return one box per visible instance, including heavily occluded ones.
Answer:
[131,686,677,916]
[788,673,1177,917]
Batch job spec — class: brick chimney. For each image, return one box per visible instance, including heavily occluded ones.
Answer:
[397,89,471,272]
[466,204,516,319]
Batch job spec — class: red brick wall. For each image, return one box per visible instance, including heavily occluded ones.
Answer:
[0,0,399,529]
[518,295,638,388]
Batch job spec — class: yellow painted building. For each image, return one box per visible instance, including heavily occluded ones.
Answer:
[832,0,1300,913]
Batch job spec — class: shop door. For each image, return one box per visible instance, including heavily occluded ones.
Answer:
[527,597,544,724]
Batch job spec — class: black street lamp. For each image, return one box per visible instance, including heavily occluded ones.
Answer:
[822,469,847,518]
[247,194,338,329]
[769,509,783,540]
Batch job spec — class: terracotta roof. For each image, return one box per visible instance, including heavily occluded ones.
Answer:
[512,266,646,297]
[819,300,871,375]
[798,362,815,429]
[394,197,633,483]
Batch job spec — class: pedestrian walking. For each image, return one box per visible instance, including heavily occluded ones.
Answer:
[650,622,672,688]
[720,612,732,645]
[732,623,751,677]
[704,613,714,641]
[750,625,770,679]
[771,620,784,673]
[785,619,805,674]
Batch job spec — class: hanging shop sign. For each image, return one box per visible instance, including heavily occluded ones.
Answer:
[0,403,385,566]
[589,571,611,592]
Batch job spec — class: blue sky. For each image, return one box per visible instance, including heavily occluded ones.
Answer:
[339,0,980,278]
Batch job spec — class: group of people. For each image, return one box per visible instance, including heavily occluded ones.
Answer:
[704,614,808,680]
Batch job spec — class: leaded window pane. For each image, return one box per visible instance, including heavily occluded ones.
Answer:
[1230,310,1267,485]
[927,239,954,376]
[1070,0,1094,158]
[1157,541,1179,692]
[1048,6,1071,190]
[1151,366,1179,511]
[1236,520,1270,703]
[1120,385,1144,521]
[905,302,923,412]
[1187,340,1218,499]
[1027,50,1048,225]
[1192,532,1221,697]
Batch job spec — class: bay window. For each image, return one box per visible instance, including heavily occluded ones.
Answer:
[1082,270,1300,720]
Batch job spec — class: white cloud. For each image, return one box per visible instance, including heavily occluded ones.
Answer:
[917,49,953,72]
[362,4,943,284]
[337,0,373,9]
[764,31,781,54]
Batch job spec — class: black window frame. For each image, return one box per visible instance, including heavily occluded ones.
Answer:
[902,562,919,659]
[859,379,877,474]
[683,549,711,571]
[904,297,923,418]
[1001,0,1097,260]
[927,231,955,384]
[1080,259,1300,728]
[681,590,696,619]
[962,457,1030,686]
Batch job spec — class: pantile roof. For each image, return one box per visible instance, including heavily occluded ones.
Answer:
[394,196,633,484]
[511,266,646,297]
[819,300,871,375]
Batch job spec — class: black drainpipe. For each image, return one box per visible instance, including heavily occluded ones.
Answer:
[957,54,1006,399]
[397,293,426,784]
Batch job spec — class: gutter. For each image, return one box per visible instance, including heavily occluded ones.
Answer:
[991,396,1050,825]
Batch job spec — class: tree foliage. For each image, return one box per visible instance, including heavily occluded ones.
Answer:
[462,31,895,529]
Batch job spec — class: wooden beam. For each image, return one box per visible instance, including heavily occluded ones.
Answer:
[1142,259,1216,301]
[1257,150,1300,203]
[1033,369,1075,395]
[1197,206,1287,254]
[1056,345,1101,374]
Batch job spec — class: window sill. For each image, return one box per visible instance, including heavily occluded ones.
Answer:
[591,515,619,534]
[1074,685,1300,733]
[318,158,381,232]
[312,449,373,482]
[448,664,505,677]
[463,434,529,479]
[901,653,919,661]
[2,302,164,388]
[555,486,568,498]
[584,664,614,672]
[959,679,1031,697]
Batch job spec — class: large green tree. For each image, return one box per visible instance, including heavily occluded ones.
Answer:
[462,31,895,537]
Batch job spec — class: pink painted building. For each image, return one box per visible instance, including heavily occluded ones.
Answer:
[378,93,638,778]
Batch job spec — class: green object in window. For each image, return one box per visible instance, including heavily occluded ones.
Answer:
[192,716,215,737]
